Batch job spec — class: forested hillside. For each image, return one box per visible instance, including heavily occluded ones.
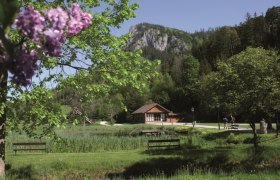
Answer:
[32,6,280,123]
[128,6,280,75]
[119,6,280,122]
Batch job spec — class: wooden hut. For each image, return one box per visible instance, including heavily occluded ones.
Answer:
[132,103,182,123]
[132,103,170,123]
[166,112,182,123]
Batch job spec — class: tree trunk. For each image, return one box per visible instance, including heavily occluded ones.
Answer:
[0,65,8,177]
[252,126,258,148]
[276,114,279,138]
[249,120,258,149]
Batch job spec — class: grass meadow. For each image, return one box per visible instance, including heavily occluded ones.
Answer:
[5,124,280,179]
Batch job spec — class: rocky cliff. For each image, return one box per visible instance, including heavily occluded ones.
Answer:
[126,23,192,54]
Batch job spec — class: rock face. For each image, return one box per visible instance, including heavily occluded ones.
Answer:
[127,23,191,54]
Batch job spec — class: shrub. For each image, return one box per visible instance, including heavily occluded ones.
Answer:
[215,138,225,146]
[174,127,191,134]
[174,127,202,135]
[243,137,254,144]
[226,133,241,144]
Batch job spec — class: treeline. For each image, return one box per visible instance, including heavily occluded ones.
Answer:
[193,6,280,74]
[137,6,280,122]
[47,6,280,124]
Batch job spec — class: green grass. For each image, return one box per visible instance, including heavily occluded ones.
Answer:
[6,150,181,179]
[144,170,280,180]
[6,124,182,153]
[6,145,280,179]
[6,150,151,172]
[5,124,280,179]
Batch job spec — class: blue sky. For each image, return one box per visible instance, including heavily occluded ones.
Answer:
[32,0,280,88]
[112,0,280,36]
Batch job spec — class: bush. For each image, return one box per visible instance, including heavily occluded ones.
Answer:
[215,138,225,146]
[174,126,191,134]
[243,137,254,144]
[226,133,241,144]
[174,127,202,135]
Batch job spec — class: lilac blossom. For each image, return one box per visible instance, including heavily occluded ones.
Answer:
[45,7,68,30]
[15,6,45,42]
[9,3,93,86]
[8,48,38,86]
[67,3,92,36]
[42,29,64,56]
[79,10,93,29]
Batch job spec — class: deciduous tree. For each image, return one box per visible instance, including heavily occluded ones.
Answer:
[200,48,280,147]
[0,0,145,177]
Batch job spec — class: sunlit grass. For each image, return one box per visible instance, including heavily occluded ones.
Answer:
[6,150,180,179]
[5,124,280,179]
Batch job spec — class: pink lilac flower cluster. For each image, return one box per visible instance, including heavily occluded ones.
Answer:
[45,7,68,30]
[15,6,45,42]
[67,3,92,36]
[8,48,38,86]
[10,3,92,86]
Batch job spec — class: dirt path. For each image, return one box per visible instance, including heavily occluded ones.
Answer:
[146,122,250,130]
[99,121,123,126]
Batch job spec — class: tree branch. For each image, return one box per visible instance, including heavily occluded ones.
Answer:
[57,62,89,71]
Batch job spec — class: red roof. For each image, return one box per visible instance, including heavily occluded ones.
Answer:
[132,103,171,114]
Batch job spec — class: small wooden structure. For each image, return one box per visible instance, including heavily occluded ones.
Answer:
[166,112,182,123]
[132,103,170,123]
[140,130,165,136]
[148,139,180,149]
[132,103,182,123]
[13,142,47,155]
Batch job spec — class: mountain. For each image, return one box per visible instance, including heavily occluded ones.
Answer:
[126,23,193,54]
[126,6,280,79]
